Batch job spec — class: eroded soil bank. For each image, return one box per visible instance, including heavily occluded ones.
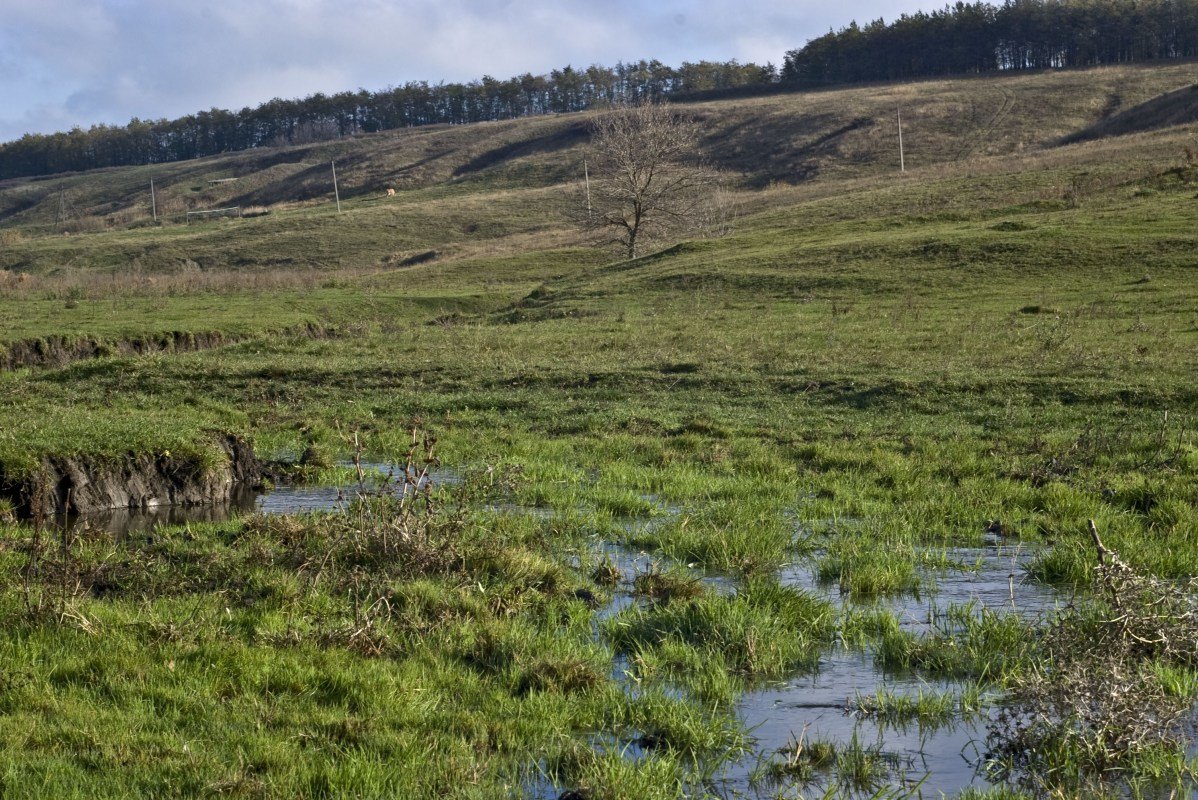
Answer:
[0,434,264,517]
[0,322,335,371]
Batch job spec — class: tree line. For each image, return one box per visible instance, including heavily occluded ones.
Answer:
[781,0,1198,85]
[0,60,775,180]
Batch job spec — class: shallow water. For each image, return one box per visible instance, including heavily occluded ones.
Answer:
[543,522,1066,797]
[721,541,1061,797]
[729,659,984,796]
[782,540,1060,634]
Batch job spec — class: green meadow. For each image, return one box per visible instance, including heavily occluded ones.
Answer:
[0,62,1196,798]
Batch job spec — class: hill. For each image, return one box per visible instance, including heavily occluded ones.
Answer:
[1,61,1195,278]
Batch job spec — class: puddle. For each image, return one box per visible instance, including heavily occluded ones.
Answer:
[529,538,1050,797]
[583,541,667,621]
[720,542,1061,797]
[783,542,1059,634]
[728,657,988,796]
[575,533,737,622]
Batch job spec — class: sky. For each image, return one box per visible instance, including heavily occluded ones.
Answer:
[0,0,919,142]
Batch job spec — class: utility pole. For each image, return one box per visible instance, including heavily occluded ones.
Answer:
[331,161,342,213]
[584,158,592,220]
[897,107,906,173]
[150,178,158,222]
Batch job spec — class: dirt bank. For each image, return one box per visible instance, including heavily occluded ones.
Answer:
[1,434,264,518]
[0,322,334,371]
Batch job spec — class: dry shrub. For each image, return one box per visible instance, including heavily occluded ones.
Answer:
[696,187,740,239]
[61,216,107,234]
[155,195,188,216]
[246,427,518,593]
[106,207,148,226]
[987,522,1198,795]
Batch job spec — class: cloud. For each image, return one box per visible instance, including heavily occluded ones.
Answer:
[0,0,918,141]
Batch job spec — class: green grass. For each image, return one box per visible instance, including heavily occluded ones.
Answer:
[847,684,988,730]
[816,538,924,599]
[0,487,749,799]
[604,579,836,683]
[875,604,1037,682]
[751,731,904,796]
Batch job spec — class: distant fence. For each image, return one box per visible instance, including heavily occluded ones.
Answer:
[185,206,241,223]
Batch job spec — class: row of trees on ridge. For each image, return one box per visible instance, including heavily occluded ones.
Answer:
[0,60,775,180]
[782,0,1198,84]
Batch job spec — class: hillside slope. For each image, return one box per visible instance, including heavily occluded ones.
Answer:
[1,61,1195,237]
[1064,81,1198,143]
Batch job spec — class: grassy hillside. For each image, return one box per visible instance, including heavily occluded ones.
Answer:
[0,62,1196,798]
[1065,79,1198,143]
[1,61,1195,265]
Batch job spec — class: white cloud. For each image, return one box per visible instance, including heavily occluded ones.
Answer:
[0,0,920,140]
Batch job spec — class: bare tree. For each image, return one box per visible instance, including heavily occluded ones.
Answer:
[578,103,713,260]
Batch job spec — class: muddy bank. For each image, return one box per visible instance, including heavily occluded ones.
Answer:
[0,322,335,371]
[1,434,264,517]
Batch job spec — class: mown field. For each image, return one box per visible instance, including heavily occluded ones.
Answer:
[0,63,1196,798]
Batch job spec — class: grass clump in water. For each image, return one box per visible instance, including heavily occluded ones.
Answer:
[875,601,1036,682]
[626,492,796,576]
[632,563,708,603]
[751,730,901,796]
[590,555,623,587]
[955,789,1034,799]
[605,578,835,683]
[541,741,690,800]
[816,539,923,599]
[751,729,838,788]
[847,684,985,730]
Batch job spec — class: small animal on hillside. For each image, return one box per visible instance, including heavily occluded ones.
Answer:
[386,188,396,197]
